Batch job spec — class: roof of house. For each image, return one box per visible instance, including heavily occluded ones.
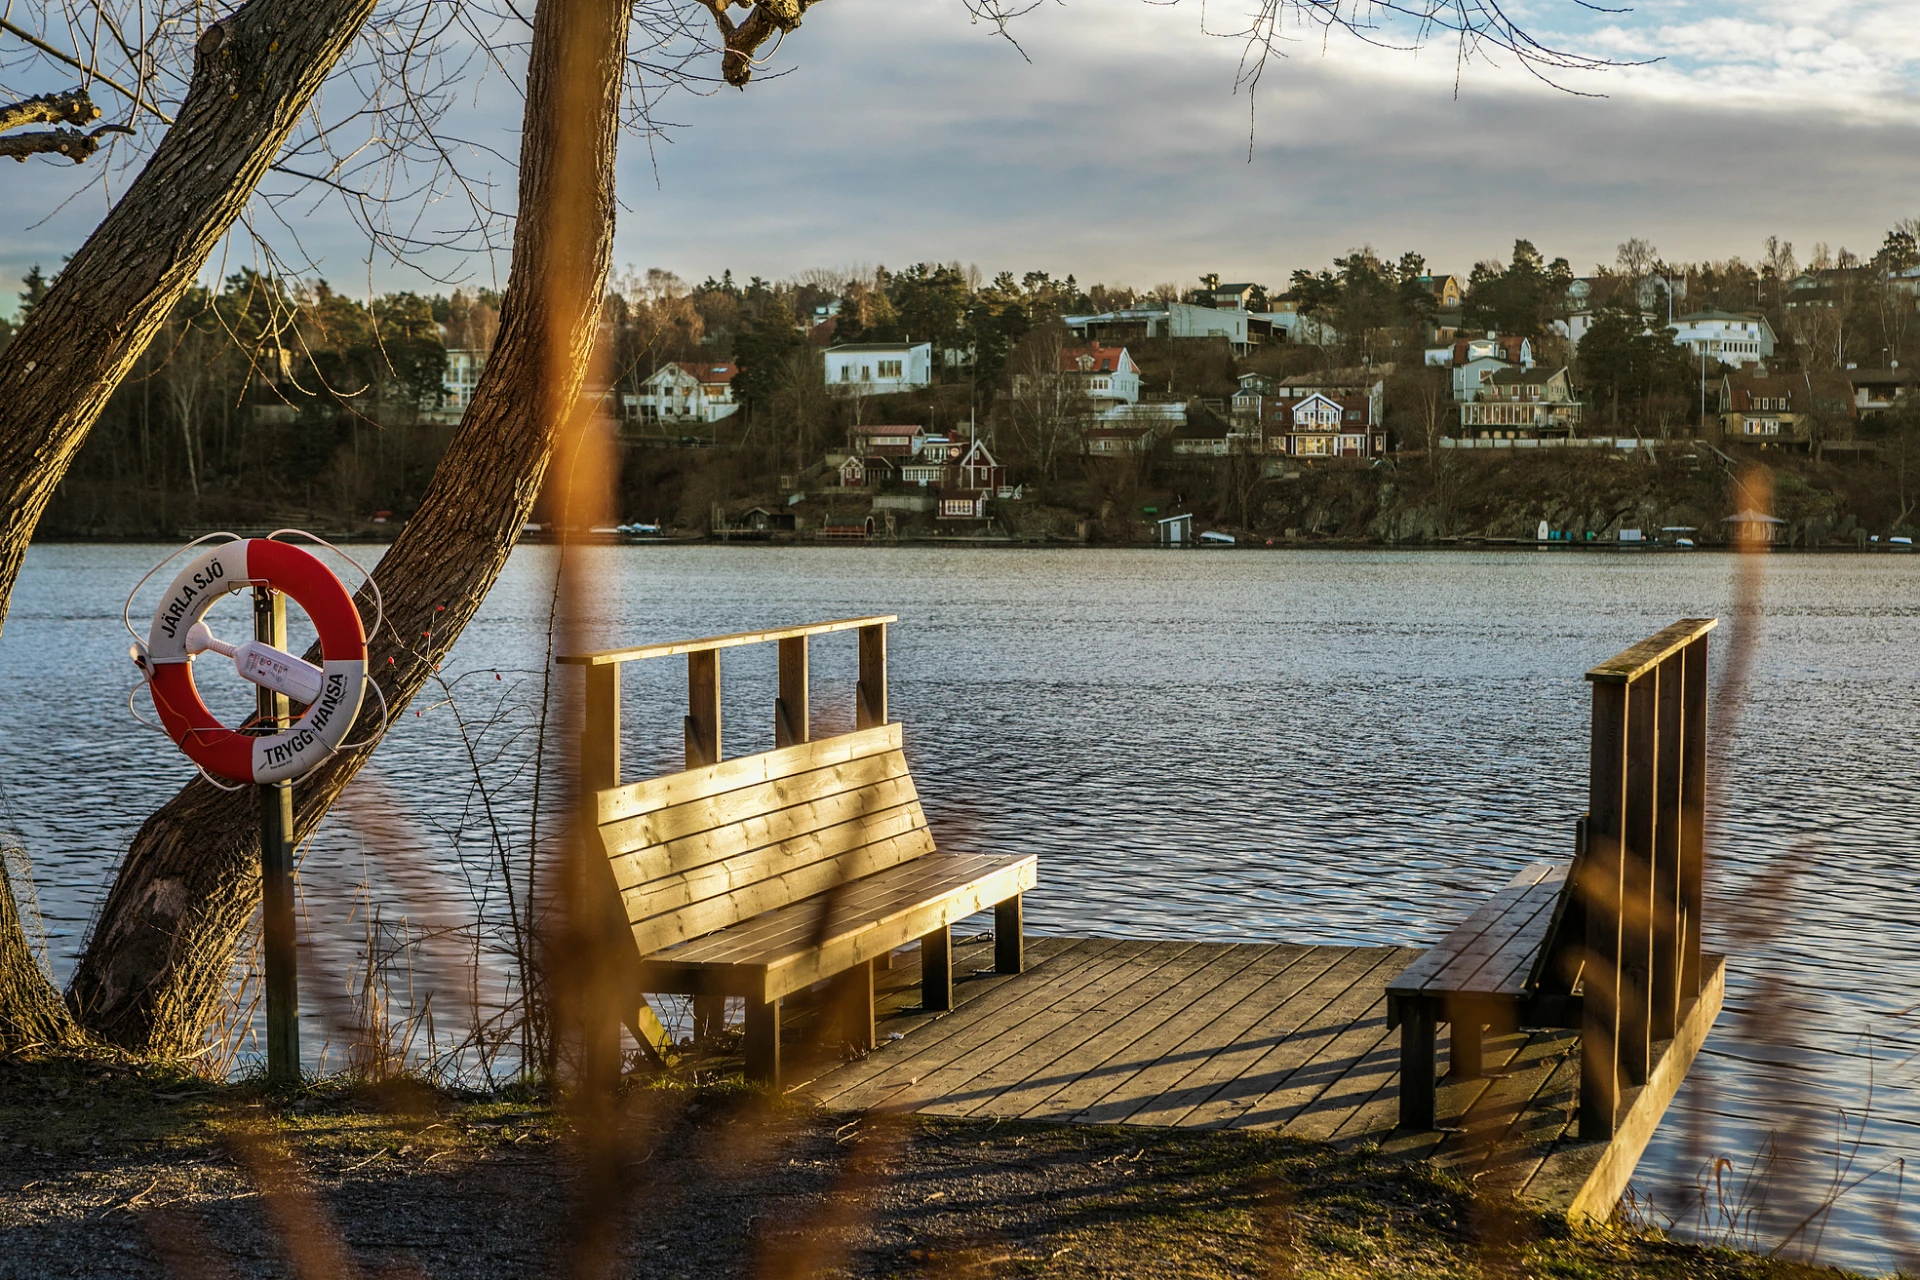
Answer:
[675,361,736,384]
[1845,367,1914,387]
[826,341,930,354]
[1676,309,1766,325]
[1721,369,1857,415]
[1488,366,1567,387]
[1060,343,1133,375]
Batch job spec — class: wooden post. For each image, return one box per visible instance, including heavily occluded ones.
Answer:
[776,635,809,748]
[686,650,721,768]
[994,896,1024,974]
[1680,635,1709,1001]
[921,925,952,1012]
[831,960,875,1052]
[1621,675,1656,1084]
[254,587,299,1085]
[856,623,887,730]
[580,663,621,793]
[1581,681,1626,1138]
[1652,654,1685,1041]
[745,995,781,1085]
[693,993,724,1042]
[1398,998,1437,1130]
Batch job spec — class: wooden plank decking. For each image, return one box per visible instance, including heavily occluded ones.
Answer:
[765,934,1721,1220]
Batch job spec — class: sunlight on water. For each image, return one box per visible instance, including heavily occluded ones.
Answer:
[1,544,1915,1273]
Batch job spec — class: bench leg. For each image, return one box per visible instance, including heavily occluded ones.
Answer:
[745,995,781,1086]
[1449,1017,1483,1081]
[921,925,952,1012]
[1398,999,1437,1131]
[994,895,1024,974]
[831,961,876,1053]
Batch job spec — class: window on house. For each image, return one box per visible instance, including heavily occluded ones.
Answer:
[840,366,852,382]
[878,360,904,379]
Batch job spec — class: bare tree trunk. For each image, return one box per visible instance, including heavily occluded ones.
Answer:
[0,0,377,641]
[68,0,637,1054]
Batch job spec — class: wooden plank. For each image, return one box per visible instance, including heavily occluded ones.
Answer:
[616,791,928,907]
[921,925,951,1012]
[1652,651,1684,1040]
[888,942,1204,1119]
[1446,877,1567,997]
[1396,1000,1437,1132]
[580,663,620,792]
[1621,672,1657,1085]
[633,852,1018,999]
[1015,944,1291,1123]
[1415,879,1562,996]
[921,942,1216,1119]
[558,614,899,666]
[1284,1007,1405,1142]
[806,938,1130,1107]
[1140,947,1397,1129]
[625,821,933,951]
[1064,945,1323,1126]
[685,649,721,768]
[1444,1039,1582,1196]
[1365,1025,1543,1158]
[597,724,902,825]
[821,939,1152,1112]
[776,635,809,747]
[994,896,1023,973]
[1680,635,1707,999]
[1423,1029,1579,1171]
[1385,880,1545,995]
[600,750,914,860]
[1584,617,1717,684]
[608,774,924,892]
[1581,679,1627,1139]
[660,852,1015,964]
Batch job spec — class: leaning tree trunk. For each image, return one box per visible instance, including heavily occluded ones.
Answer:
[68,0,637,1053]
[0,0,375,1039]
[0,0,377,641]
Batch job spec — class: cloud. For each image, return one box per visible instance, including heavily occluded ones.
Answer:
[4,0,1920,312]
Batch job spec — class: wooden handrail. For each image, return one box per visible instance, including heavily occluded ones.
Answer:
[1585,617,1717,684]
[556,615,897,666]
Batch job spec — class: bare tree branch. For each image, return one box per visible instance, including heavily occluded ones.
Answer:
[0,119,130,161]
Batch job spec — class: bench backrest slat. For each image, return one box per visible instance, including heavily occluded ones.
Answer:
[595,722,936,958]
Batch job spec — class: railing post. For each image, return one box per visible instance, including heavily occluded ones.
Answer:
[1652,653,1685,1041]
[1581,679,1626,1139]
[856,622,888,729]
[581,662,621,793]
[776,635,810,748]
[1621,673,1656,1084]
[1680,634,1709,1001]
[686,650,721,768]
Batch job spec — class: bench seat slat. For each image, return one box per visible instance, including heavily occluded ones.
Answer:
[1387,862,1568,998]
[1422,873,1565,995]
[637,852,1038,1002]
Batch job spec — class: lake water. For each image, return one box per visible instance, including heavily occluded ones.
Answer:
[2,544,1916,1273]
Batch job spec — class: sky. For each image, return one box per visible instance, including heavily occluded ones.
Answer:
[4,0,1920,313]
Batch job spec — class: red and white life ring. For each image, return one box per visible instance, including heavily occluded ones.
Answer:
[143,539,368,784]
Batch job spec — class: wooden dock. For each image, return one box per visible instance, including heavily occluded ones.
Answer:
[779,933,1723,1221]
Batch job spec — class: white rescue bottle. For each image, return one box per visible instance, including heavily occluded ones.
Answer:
[185,620,326,706]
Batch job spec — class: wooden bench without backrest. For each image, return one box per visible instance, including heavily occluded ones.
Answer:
[562,616,1037,1086]
[1387,618,1715,1136]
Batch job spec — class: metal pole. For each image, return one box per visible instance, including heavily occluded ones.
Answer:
[253,585,300,1083]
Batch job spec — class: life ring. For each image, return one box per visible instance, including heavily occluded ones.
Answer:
[143,539,368,784]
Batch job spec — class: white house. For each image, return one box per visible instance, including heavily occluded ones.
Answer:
[1064,303,1256,353]
[1669,310,1775,368]
[442,348,485,414]
[823,342,933,395]
[626,361,740,424]
[1059,343,1141,410]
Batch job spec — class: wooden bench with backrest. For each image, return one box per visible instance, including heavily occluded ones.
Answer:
[1387,618,1716,1137]
[560,616,1036,1085]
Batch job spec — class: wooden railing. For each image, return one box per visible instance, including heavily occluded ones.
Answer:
[1579,617,1714,1138]
[555,615,898,793]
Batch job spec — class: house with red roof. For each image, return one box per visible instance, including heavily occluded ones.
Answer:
[1058,343,1141,410]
